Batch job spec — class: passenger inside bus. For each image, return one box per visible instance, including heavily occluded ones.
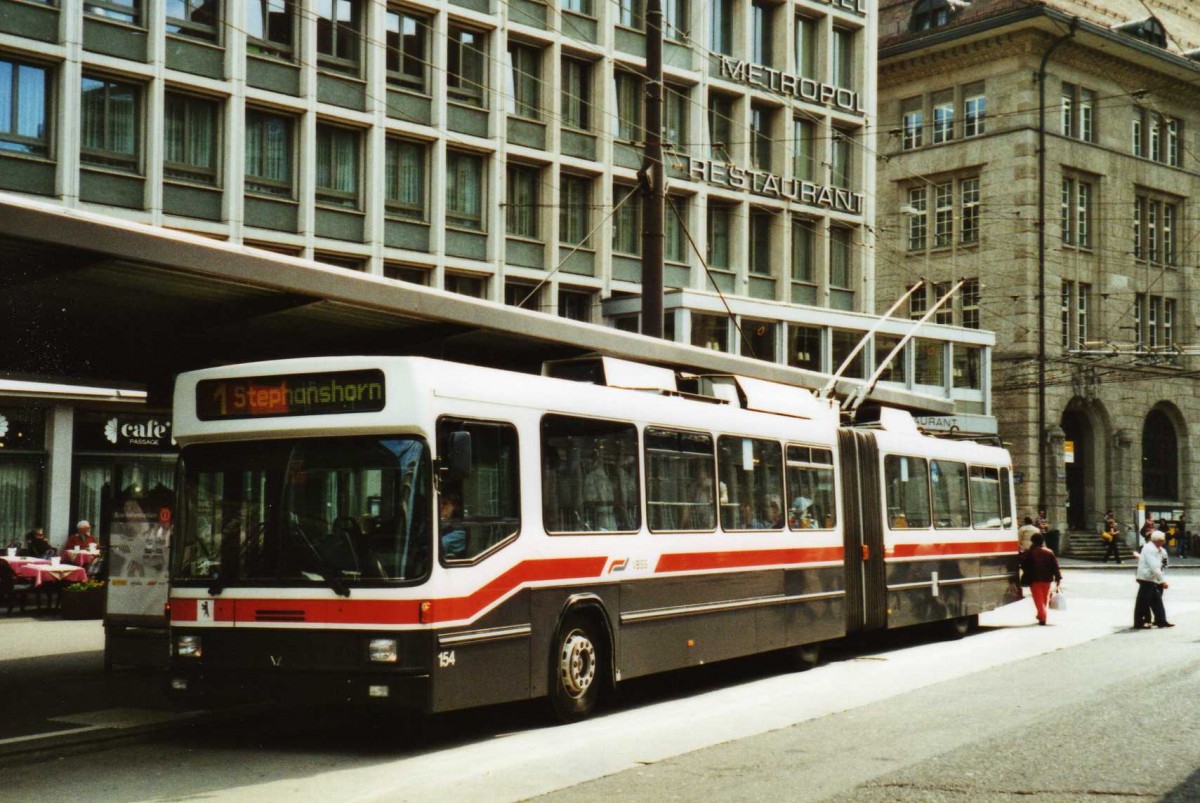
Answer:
[440,493,466,558]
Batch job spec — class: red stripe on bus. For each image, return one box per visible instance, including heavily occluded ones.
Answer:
[169,556,608,625]
[888,541,1018,558]
[655,546,844,573]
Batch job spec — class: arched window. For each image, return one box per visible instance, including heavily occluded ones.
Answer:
[910,0,953,33]
[1142,409,1178,500]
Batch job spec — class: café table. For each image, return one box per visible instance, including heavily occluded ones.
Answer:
[10,560,87,587]
[64,548,100,568]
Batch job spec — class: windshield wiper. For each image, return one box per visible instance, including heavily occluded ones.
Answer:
[288,523,351,598]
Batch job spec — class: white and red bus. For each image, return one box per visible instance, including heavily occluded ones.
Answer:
[166,356,1020,720]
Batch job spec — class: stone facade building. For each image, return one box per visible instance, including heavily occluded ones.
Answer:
[876,0,1200,549]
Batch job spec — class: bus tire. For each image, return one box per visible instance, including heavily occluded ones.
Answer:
[788,643,820,671]
[946,615,973,639]
[548,614,605,723]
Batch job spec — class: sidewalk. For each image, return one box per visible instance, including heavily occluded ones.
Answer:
[1060,554,1200,569]
[0,612,218,765]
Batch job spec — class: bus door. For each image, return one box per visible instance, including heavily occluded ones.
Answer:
[836,429,886,634]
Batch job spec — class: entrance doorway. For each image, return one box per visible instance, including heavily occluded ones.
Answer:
[1061,409,1091,531]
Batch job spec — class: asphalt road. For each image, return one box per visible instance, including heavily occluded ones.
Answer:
[3,571,1197,802]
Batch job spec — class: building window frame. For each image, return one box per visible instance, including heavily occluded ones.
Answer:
[506,40,543,121]
[315,0,362,75]
[384,136,427,221]
[163,92,219,185]
[80,74,141,173]
[0,57,51,158]
[445,150,486,231]
[244,108,293,197]
[85,0,141,26]
[559,172,592,247]
[315,122,362,210]
[561,56,592,132]
[448,26,487,108]
[246,0,295,60]
[385,7,429,93]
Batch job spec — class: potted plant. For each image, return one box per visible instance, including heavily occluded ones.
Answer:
[60,578,106,620]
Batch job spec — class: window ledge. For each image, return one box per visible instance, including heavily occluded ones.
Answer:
[166,32,223,51]
[243,191,298,204]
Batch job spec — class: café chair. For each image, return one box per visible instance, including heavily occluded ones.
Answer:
[0,561,35,614]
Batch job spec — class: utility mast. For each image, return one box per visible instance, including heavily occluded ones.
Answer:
[640,0,665,338]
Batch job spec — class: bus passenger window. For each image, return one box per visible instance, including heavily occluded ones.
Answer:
[931,460,969,529]
[786,446,837,530]
[884,455,931,529]
[999,467,1014,526]
[645,428,716,532]
[541,415,640,533]
[718,436,783,530]
[437,418,520,562]
[969,466,1002,528]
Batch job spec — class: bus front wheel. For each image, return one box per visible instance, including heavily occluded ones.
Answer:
[548,615,604,722]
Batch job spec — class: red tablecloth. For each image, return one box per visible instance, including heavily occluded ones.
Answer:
[64,549,100,568]
[8,561,87,587]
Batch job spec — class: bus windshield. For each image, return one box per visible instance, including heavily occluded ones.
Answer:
[172,436,431,586]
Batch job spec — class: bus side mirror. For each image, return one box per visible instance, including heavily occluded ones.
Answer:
[442,431,473,481]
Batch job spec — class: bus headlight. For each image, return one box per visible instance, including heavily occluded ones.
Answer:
[368,638,398,663]
[175,634,202,659]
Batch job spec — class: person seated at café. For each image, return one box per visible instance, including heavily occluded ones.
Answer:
[23,527,55,558]
[62,520,98,561]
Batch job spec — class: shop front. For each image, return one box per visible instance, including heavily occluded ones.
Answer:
[72,411,176,667]
[0,406,46,549]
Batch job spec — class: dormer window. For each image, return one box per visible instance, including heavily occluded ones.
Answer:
[910,0,959,33]
[1112,17,1167,49]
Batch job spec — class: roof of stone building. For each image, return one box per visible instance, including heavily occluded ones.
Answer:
[879,0,1200,54]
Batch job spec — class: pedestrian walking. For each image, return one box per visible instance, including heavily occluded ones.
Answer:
[1021,533,1062,626]
[1133,530,1173,629]
[1018,516,1039,552]
[1035,509,1049,537]
[1101,510,1122,564]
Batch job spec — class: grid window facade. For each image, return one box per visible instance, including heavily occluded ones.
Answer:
[246,0,294,59]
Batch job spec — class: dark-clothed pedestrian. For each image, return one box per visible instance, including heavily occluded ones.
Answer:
[1133,530,1173,629]
[1102,511,1122,564]
[1021,533,1062,626]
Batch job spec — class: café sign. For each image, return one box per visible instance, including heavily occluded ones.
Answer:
[689,158,864,214]
[718,57,866,116]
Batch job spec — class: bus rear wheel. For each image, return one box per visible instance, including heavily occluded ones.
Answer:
[946,614,976,639]
[548,615,605,722]
[788,643,820,671]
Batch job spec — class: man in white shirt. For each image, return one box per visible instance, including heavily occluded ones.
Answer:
[1133,531,1173,629]
[1018,517,1040,552]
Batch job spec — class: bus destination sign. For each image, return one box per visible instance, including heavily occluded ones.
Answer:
[196,369,386,420]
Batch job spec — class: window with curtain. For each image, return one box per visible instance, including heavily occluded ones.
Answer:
[0,459,44,546]
[707,202,732,269]
[80,75,139,172]
[558,288,593,321]
[561,57,591,131]
[315,123,361,209]
[612,183,641,255]
[666,195,688,263]
[246,0,294,58]
[615,72,642,142]
[384,137,425,220]
[795,15,816,77]
[316,0,361,74]
[749,209,772,275]
[85,0,140,25]
[166,0,219,42]
[446,151,484,230]
[0,58,50,157]
[506,164,539,239]
[448,26,487,107]
[559,173,592,247]
[664,84,688,151]
[244,109,293,196]
[793,117,814,181]
[831,129,853,188]
[791,217,816,304]
[561,0,593,15]
[385,8,428,92]
[506,41,542,120]
[163,93,218,185]
[665,0,688,41]
[708,92,733,162]
[618,0,644,28]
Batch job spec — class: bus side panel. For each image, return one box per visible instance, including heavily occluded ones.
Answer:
[885,557,971,629]
[527,584,622,700]
[616,570,784,679]
[980,552,1023,611]
[431,590,532,713]
[783,565,846,646]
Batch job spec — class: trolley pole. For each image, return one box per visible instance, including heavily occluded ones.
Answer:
[640,0,665,339]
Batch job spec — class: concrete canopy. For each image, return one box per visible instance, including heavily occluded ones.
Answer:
[0,194,954,415]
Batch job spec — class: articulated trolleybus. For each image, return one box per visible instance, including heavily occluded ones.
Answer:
[167,356,1020,720]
